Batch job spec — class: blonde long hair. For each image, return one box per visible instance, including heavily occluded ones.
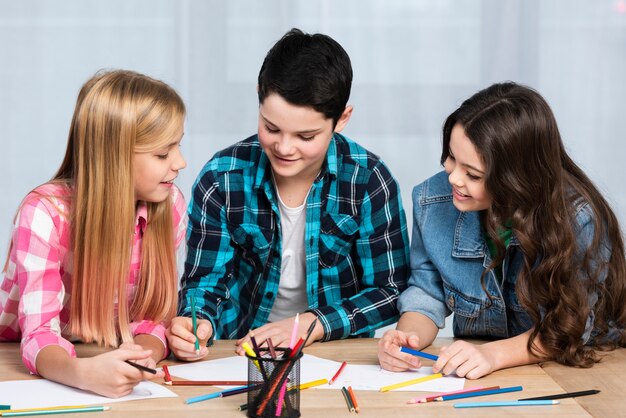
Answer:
[52,69,185,346]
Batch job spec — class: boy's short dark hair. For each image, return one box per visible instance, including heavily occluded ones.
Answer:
[257,28,353,126]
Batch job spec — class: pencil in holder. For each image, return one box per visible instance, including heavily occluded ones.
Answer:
[246,348,302,418]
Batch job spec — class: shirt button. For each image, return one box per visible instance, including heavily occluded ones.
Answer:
[447,295,455,308]
[273,250,280,258]
[266,292,274,299]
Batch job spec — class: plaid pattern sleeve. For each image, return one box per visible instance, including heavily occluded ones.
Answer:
[180,134,409,341]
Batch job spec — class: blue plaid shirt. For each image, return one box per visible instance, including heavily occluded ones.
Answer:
[179,133,409,341]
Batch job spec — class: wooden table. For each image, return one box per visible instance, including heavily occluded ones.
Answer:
[1,339,623,417]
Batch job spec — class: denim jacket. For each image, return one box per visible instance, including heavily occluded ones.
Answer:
[398,171,610,342]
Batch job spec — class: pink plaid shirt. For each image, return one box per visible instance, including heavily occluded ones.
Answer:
[0,182,187,374]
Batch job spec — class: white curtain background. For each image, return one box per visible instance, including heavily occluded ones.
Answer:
[2,1,625,337]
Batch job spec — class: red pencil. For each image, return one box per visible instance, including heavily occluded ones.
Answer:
[162,364,172,385]
[167,380,249,386]
[328,361,347,385]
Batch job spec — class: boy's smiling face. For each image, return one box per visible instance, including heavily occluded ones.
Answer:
[258,93,351,185]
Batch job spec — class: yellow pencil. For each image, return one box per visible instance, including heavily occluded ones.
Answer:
[379,373,443,392]
[299,378,328,390]
[241,341,261,370]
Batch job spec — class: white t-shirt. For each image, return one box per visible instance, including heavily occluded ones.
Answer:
[267,189,310,322]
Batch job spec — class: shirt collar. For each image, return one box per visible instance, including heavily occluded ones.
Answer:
[254,134,339,190]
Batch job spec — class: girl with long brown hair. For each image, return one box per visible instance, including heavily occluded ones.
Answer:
[378,82,625,378]
[0,69,187,397]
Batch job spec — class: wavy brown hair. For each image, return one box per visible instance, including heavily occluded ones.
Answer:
[53,69,185,346]
[441,82,626,367]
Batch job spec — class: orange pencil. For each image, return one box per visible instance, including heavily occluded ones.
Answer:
[348,385,360,413]
[329,361,347,385]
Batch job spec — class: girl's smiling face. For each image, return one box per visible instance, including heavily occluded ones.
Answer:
[444,123,492,212]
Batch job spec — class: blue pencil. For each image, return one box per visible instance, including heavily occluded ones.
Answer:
[454,400,560,408]
[436,386,523,401]
[400,346,439,361]
[185,385,250,404]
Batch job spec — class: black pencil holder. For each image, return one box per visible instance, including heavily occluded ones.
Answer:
[246,348,302,418]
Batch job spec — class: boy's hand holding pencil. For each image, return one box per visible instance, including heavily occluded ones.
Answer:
[166,316,212,361]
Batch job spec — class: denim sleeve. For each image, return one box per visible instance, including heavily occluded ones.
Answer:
[397,185,450,329]
[574,204,613,344]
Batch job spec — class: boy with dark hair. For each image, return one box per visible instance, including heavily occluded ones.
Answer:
[167,28,409,359]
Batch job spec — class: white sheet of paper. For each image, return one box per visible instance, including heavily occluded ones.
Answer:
[0,379,177,409]
[166,354,464,392]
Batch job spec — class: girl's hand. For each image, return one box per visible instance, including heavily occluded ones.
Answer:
[76,348,155,398]
[118,342,163,378]
[235,313,323,355]
[432,340,496,379]
[378,329,423,372]
[165,316,212,361]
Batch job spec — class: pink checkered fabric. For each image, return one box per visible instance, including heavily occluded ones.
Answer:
[0,182,187,374]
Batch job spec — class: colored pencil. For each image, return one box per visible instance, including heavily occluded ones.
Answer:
[238,403,248,411]
[249,331,261,356]
[328,361,347,385]
[519,389,600,401]
[185,385,250,404]
[407,385,489,404]
[266,337,277,359]
[289,313,300,349]
[347,386,360,413]
[190,297,200,354]
[166,380,249,386]
[161,364,172,384]
[0,406,10,411]
[379,373,443,392]
[255,319,318,417]
[400,346,439,361]
[341,387,355,412]
[124,360,157,375]
[1,406,110,416]
[454,400,559,408]
[299,378,329,390]
[0,406,89,415]
[436,385,523,401]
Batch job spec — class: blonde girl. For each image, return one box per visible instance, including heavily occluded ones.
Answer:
[0,70,187,397]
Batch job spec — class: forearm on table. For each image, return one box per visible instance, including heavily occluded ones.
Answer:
[483,329,546,371]
[36,345,85,390]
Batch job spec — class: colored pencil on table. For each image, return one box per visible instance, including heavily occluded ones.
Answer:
[167,380,249,386]
[407,385,490,404]
[162,364,172,384]
[124,360,157,375]
[0,406,89,415]
[400,346,439,361]
[454,400,559,408]
[347,386,360,413]
[341,387,355,412]
[328,361,347,385]
[436,385,523,401]
[299,378,329,390]
[185,385,250,404]
[379,373,443,392]
[518,389,600,401]
[0,406,10,411]
[190,297,200,354]
[1,406,110,416]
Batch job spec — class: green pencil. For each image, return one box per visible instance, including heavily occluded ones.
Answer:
[1,406,110,416]
[190,297,200,354]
